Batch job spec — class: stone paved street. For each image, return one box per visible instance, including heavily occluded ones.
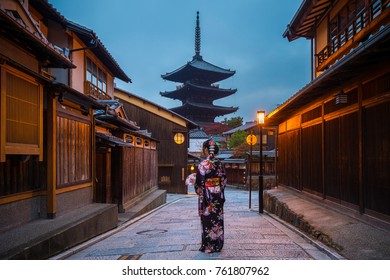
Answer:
[53,188,335,260]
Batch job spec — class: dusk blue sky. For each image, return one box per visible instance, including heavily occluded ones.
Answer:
[49,0,311,123]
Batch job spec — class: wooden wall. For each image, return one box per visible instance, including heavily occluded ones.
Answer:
[56,116,91,187]
[225,168,246,185]
[301,124,322,194]
[278,130,300,190]
[118,99,189,194]
[0,155,45,196]
[276,70,390,219]
[324,113,359,205]
[364,97,390,216]
[112,146,158,212]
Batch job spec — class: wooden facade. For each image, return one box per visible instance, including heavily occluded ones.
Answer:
[0,0,79,230]
[0,0,159,237]
[271,0,390,222]
[112,144,158,212]
[115,88,198,194]
[222,122,277,185]
[94,100,158,212]
[223,159,247,186]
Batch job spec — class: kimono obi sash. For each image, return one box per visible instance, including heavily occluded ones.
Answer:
[205,177,221,193]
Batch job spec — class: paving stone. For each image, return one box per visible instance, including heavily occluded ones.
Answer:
[54,188,334,260]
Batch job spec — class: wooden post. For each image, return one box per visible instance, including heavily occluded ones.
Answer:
[249,130,253,209]
[321,101,326,199]
[47,94,57,219]
[259,125,263,213]
[0,67,6,162]
[358,83,364,214]
[39,85,43,161]
[92,114,96,202]
[274,127,278,187]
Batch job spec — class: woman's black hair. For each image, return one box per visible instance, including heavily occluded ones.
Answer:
[203,139,219,155]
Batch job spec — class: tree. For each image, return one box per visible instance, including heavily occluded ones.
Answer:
[203,122,230,135]
[232,141,250,158]
[224,116,243,129]
[227,130,247,149]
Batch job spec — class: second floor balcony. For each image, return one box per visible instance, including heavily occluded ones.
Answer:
[316,0,390,71]
[84,81,111,100]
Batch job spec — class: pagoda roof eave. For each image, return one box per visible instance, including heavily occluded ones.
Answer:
[160,82,237,100]
[172,107,238,119]
[170,101,238,114]
[161,57,235,83]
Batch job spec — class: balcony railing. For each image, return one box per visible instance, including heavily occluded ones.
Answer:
[317,0,390,69]
[84,81,110,100]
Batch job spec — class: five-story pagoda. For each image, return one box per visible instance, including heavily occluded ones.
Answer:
[161,12,238,125]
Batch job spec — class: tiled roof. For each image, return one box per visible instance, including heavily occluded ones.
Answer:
[189,128,209,139]
[269,24,390,124]
[160,81,237,101]
[115,87,199,129]
[161,56,235,84]
[171,100,238,113]
[223,121,257,135]
[0,3,74,68]
[94,100,140,130]
[66,20,131,83]
[283,0,334,41]
[96,132,132,147]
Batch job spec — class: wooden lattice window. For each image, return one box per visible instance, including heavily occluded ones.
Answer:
[56,116,91,187]
[1,68,43,162]
[86,57,107,93]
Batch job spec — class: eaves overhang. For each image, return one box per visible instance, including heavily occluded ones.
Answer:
[161,56,235,84]
[160,81,237,101]
[29,0,67,25]
[283,0,334,41]
[66,20,132,83]
[114,87,199,130]
[269,24,390,125]
[171,101,238,115]
[0,7,74,68]
[50,82,105,109]
[96,132,133,148]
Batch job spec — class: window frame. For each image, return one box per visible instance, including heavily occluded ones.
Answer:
[328,0,367,43]
[0,66,43,162]
[86,56,107,93]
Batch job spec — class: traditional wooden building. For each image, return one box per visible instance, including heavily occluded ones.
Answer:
[0,0,161,252]
[223,121,276,151]
[93,99,160,213]
[188,128,209,156]
[63,20,161,213]
[115,87,198,194]
[160,12,238,125]
[0,0,84,232]
[268,0,390,223]
[222,121,276,177]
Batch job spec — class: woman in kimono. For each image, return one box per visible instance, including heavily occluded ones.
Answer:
[195,139,227,253]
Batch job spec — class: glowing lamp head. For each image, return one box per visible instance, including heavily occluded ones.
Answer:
[257,110,265,125]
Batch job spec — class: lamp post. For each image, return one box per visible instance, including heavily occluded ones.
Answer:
[246,130,257,209]
[257,110,265,214]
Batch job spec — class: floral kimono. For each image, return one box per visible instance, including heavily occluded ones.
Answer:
[195,154,227,253]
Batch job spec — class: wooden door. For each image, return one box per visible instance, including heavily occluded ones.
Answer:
[95,149,112,203]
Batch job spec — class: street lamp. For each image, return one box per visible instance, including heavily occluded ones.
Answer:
[257,110,265,214]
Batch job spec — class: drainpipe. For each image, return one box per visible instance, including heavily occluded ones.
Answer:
[311,38,314,81]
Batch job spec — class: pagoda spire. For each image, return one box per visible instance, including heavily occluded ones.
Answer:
[161,10,238,125]
[194,11,201,59]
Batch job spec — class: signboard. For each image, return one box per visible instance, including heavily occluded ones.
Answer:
[174,132,185,144]
[246,134,257,145]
